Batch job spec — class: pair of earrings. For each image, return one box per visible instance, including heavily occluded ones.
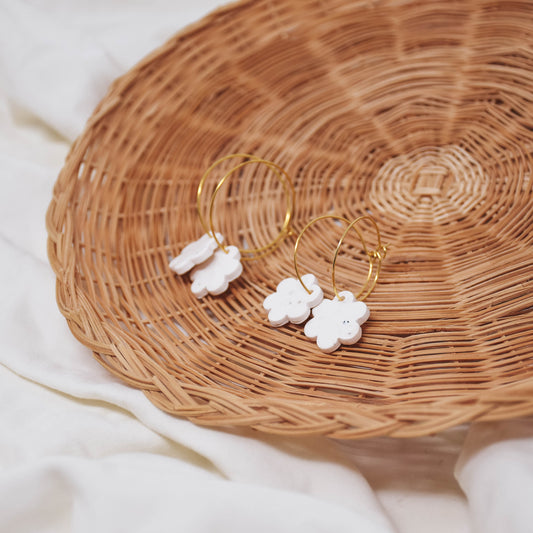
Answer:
[263,214,386,353]
[169,154,294,298]
[169,154,387,353]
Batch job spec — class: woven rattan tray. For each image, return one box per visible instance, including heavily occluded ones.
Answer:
[47,0,533,439]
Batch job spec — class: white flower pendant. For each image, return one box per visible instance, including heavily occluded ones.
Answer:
[263,274,323,327]
[304,291,370,353]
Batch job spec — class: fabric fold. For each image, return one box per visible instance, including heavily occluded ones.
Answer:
[455,420,533,533]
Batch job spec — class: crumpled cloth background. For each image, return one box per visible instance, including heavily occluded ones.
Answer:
[1,1,532,532]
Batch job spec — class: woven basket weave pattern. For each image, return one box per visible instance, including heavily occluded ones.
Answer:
[47,0,533,438]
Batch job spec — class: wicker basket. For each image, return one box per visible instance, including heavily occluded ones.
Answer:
[47,0,533,439]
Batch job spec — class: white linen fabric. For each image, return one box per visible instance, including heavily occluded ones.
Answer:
[0,1,531,532]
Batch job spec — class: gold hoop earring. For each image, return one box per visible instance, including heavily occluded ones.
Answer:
[305,215,386,352]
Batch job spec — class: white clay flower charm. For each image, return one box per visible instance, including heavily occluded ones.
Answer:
[263,274,323,327]
[169,232,224,275]
[189,245,243,298]
[304,291,370,353]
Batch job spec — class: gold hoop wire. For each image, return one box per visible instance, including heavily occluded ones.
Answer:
[332,216,387,301]
[197,153,258,232]
[196,154,295,259]
[293,214,363,293]
[294,214,386,301]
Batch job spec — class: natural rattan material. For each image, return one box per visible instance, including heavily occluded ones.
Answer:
[47,0,533,439]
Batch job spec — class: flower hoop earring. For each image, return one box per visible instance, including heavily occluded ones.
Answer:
[170,154,295,298]
[303,215,387,353]
[263,215,353,327]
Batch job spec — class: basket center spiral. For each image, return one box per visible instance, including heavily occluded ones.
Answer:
[370,145,488,223]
